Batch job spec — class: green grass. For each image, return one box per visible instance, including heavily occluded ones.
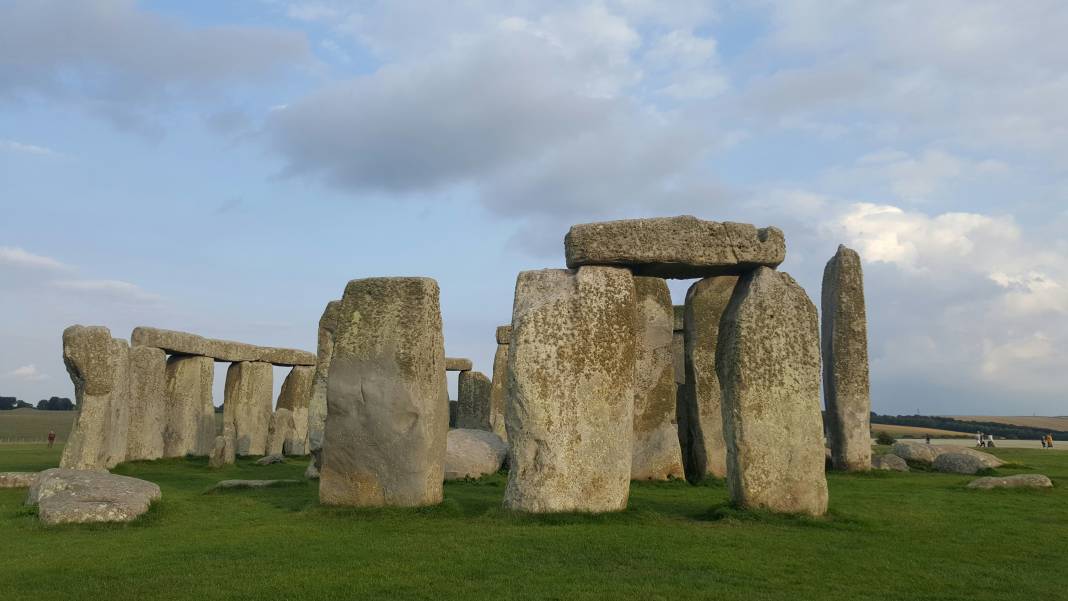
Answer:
[1,445,1066,601]
[0,408,75,443]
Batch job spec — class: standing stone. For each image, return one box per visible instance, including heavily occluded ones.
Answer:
[265,408,296,456]
[163,355,214,458]
[822,245,872,472]
[209,433,235,468]
[320,277,448,507]
[223,361,273,456]
[488,325,511,441]
[60,326,129,470]
[277,365,313,455]
[456,371,492,431]
[308,300,340,454]
[672,306,690,477]
[504,267,635,513]
[125,346,166,461]
[631,277,684,480]
[680,276,738,481]
[717,267,828,516]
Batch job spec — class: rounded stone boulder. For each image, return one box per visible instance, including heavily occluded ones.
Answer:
[26,468,161,525]
[891,441,940,464]
[871,454,909,472]
[933,452,985,475]
[445,429,508,480]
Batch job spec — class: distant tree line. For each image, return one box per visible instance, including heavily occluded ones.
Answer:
[0,396,34,410]
[36,396,75,411]
[870,412,1066,441]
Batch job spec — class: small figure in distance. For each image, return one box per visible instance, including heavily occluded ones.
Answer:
[1047,434,1055,449]
[976,431,984,448]
[1041,436,1047,449]
[925,434,931,445]
[986,434,995,448]
[47,430,56,448]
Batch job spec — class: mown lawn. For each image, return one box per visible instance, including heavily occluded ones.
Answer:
[1,444,1065,601]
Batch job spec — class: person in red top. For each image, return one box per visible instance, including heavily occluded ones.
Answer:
[47,430,56,448]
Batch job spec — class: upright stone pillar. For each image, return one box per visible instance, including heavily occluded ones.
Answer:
[308,300,340,453]
[822,245,872,471]
[126,346,166,461]
[163,355,214,458]
[223,361,273,456]
[266,408,296,456]
[717,267,828,516]
[504,267,635,513]
[320,277,448,507]
[672,306,689,469]
[60,326,129,470]
[680,276,737,481]
[277,365,314,455]
[631,277,684,480]
[456,370,492,431]
[488,325,511,441]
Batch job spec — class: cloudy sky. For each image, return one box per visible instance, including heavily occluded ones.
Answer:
[2,0,1066,416]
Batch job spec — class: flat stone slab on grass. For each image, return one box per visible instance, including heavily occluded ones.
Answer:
[445,429,508,480]
[871,454,909,472]
[255,454,286,465]
[26,468,161,525]
[967,474,1053,490]
[933,452,985,475]
[208,479,302,491]
[0,472,39,488]
[564,216,785,279]
[892,442,1003,468]
[131,327,315,366]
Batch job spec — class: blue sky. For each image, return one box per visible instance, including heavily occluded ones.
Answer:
[1,0,1066,416]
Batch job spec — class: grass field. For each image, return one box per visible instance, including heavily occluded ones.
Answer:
[951,416,1068,431]
[1,444,1066,601]
[869,423,970,438]
[0,409,75,443]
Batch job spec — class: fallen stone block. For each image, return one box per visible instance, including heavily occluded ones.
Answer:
[26,468,160,525]
[967,474,1053,490]
[445,429,508,480]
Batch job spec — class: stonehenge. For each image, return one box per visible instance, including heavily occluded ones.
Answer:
[680,276,737,481]
[320,277,448,507]
[53,215,870,520]
[631,277,684,480]
[821,245,872,471]
[60,325,317,470]
[717,267,828,516]
[504,267,636,513]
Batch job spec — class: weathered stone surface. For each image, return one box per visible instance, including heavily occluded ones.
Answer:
[505,267,635,513]
[445,357,473,371]
[223,361,273,456]
[488,327,511,441]
[163,355,214,458]
[967,474,1053,490]
[308,300,341,454]
[208,434,235,469]
[680,276,737,481]
[277,365,313,454]
[445,429,508,480]
[822,245,872,472]
[27,468,160,525]
[255,454,286,465]
[209,479,300,491]
[631,277,683,480]
[891,441,941,464]
[266,408,296,456]
[457,370,492,431]
[671,306,685,385]
[320,277,448,507]
[305,456,320,479]
[933,452,985,474]
[717,267,828,516]
[448,399,458,427]
[126,346,166,461]
[60,326,130,471]
[495,325,512,345]
[872,454,909,472]
[891,442,1004,468]
[564,216,786,279]
[131,327,315,366]
[0,472,38,488]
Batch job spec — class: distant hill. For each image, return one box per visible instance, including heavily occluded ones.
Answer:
[872,413,1067,441]
[949,416,1068,432]
[869,424,971,439]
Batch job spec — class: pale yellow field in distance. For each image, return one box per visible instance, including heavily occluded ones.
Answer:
[869,424,971,438]
[949,416,1068,431]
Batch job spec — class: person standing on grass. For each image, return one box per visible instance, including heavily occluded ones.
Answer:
[1048,434,1055,449]
[1042,437,1048,449]
[976,431,983,447]
[926,434,931,445]
[47,430,56,448]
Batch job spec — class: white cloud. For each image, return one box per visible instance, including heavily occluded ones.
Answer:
[3,364,48,381]
[51,279,162,303]
[0,247,69,271]
[0,139,60,157]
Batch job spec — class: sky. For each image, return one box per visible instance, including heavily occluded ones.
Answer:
[1,0,1066,416]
